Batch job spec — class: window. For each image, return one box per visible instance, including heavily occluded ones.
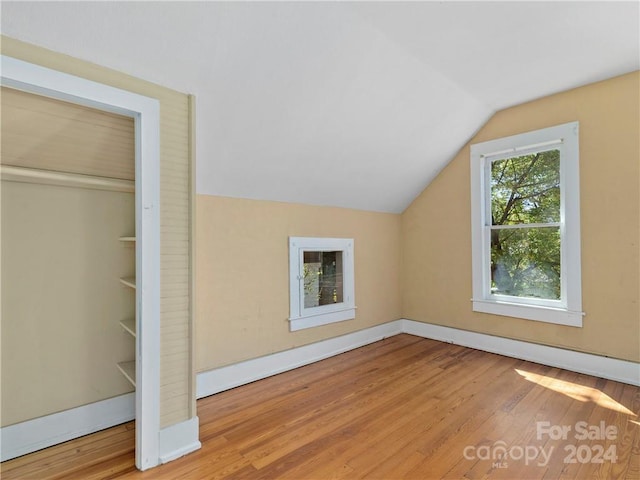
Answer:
[470,122,583,326]
[289,237,355,331]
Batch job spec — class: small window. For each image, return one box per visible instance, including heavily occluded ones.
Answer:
[470,122,583,326]
[289,237,355,331]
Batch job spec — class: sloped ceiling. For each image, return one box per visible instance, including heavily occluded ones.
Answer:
[1,2,638,213]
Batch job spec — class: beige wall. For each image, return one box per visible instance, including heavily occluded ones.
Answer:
[402,71,640,362]
[1,37,194,428]
[1,87,135,180]
[1,183,136,426]
[195,195,402,371]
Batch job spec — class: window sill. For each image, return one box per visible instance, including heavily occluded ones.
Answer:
[472,299,583,327]
[289,307,356,332]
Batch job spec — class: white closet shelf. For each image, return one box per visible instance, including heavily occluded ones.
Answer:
[1,165,134,193]
[119,277,136,289]
[119,236,136,242]
[119,318,136,338]
[117,361,136,387]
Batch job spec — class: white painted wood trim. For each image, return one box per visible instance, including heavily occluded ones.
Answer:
[288,237,356,331]
[1,55,155,117]
[3,319,635,463]
[470,122,582,327]
[401,319,640,386]
[158,417,201,464]
[196,321,403,398]
[0,393,135,462]
[1,55,162,470]
[197,319,639,400]
[471,299,584,327]
[289,307,356,331]
[1,165,135,193]
[132,73,162,473]
[188,94,198,419]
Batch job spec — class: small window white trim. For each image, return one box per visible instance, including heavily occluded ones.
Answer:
[470,122,583,327]
[288,237,356,331]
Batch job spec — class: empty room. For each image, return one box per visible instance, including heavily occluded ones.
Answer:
[1,2,638,479]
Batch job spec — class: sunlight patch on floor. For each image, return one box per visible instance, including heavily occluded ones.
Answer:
[515,369,636,416]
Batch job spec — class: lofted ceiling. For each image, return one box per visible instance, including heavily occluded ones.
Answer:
[1,2,638,213]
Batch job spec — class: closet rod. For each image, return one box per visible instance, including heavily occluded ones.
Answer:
[1,165,134,193]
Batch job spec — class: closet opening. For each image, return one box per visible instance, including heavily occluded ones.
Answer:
[1,56,161,470]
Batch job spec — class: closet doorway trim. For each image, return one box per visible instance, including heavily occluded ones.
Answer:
[1,55,162,471]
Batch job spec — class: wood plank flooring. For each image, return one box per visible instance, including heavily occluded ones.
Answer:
[2,334,639,479]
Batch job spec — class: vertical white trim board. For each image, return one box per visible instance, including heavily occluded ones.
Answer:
[196,321,403,398]
[401,319,640,387]
[0,393,135,462]
[158,417,201,464]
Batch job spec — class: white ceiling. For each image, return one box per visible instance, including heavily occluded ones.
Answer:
[2,2,638,213]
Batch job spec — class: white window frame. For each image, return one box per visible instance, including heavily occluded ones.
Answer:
[470,121,583,327]
[288,237,356,331]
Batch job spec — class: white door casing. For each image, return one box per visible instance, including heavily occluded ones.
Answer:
[0,55,162,470]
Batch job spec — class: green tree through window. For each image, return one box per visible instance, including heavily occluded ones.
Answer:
[490,150,561,300]
[303,251,343,308]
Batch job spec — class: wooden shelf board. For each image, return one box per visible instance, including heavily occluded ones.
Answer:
[117,361,136,387]
[119,277,136,289]
[119,236,136,242]
[119,318,136,338]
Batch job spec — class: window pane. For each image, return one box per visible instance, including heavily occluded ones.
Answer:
[491,227,560,300]
[491,150,560,226]
[303,251,343,308]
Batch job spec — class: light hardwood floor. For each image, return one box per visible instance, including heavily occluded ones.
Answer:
[2,334,639,479]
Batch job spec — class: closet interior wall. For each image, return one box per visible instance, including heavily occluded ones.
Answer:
[1,86,136,427]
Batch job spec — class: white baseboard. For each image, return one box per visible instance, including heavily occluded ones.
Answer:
[196,321,403,398]
[0,392,135,462]
[158,416,201,464]
[401,319,640,387]
[4,319,637,464]
[196,319,639,399]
